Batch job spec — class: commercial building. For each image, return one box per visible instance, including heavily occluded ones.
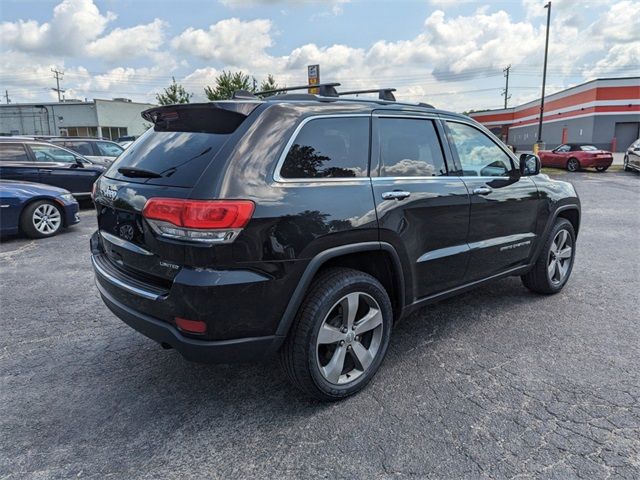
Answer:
[469,77,640,152]
[0,98,157,140]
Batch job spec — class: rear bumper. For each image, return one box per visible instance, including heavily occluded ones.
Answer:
[583,157,613,168]
[96,280,282,363]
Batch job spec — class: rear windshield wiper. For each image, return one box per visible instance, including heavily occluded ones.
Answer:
[117,167,162,178]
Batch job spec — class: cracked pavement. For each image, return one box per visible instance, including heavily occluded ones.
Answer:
[1,171,639,479]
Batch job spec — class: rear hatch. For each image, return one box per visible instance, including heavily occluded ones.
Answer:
[93,102,259,286]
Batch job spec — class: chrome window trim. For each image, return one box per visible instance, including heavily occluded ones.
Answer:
[273,114,371,184]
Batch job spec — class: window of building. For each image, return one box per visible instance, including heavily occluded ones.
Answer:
[446,121,514,177]
[279,117,370,179]
[0,143,29,162]
[378,118,447,177]
[101,127,128,140]
[64,127,98,137]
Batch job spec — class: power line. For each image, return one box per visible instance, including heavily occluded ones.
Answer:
[51,68,65,102]
[502,65,512,109]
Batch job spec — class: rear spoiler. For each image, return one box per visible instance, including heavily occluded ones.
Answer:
[142,102,260,134]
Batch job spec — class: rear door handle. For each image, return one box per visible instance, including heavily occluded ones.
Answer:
[381,190,411,201]
[472,187,492,195]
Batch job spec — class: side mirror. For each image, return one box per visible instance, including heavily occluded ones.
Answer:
[74,157,85,168]
[519,153,541,176]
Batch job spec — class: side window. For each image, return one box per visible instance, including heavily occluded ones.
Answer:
[29,144,77,163]
[556,145,570,153]
[280,117,369,179]
[446,122,514,177]
[0,144,29,162]
[96,141,124,157]
[62,141,94,156]
[379,118,447,177]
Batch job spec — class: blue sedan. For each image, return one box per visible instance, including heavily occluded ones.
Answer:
[0,180,80,238]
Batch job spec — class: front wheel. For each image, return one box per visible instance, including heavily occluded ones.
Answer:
[624,155,631,171]
[20,200,64,238]
[566,158,580,172]
[280,268,393,401]
[522,218,576,294]
[595,166,608,172]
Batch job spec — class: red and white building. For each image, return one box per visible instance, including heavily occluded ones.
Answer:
[469,77,640,152]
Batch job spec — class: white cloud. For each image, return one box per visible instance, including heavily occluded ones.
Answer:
[171,18,275,68]
[0,0,115,56]
[86,19,168,62]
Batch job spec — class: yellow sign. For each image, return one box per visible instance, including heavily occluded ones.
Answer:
[308,64,320,94]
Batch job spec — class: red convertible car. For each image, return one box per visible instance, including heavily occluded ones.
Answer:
[539,144,613,172]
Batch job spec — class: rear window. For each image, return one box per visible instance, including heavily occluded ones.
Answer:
[0,143,29,162]
[60,141,94,156]
[279,117,370,179]
[106,129,230,187]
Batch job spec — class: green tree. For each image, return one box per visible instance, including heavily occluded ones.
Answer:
[204,71,254,101]
[258,74,280,97]
[155,77,192,105]
[204,71,283,100]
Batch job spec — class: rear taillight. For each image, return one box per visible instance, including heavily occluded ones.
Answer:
[142,198,255,243]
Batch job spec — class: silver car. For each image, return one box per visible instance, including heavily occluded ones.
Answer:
[624,138,640,173]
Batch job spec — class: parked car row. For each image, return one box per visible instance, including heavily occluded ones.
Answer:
[0,136,134,239]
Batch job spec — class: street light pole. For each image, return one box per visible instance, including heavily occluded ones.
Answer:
[536,1,552,149]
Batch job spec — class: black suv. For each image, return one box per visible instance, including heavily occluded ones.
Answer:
[90,86,580,400]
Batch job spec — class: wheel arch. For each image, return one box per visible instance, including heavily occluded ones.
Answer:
[530,204,580,267]
[274,242,406,343]
[18,196,67,231]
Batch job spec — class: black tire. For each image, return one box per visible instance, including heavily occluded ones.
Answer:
[279,267,393,401]
[20,200,64,238]
[566,157,580,172]
[624,155,631,172]
[595,166,608,172]
[521,218,576,294]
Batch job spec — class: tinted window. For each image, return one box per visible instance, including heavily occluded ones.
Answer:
[96,141,124,157]
[379,118,446,177]
[556,145,570,152]
[29,144,77,163]
[280,117,369,179]
[106,128,230,187]
[60,141,94,156]
[0,143,29,162]
[446,122,514,177]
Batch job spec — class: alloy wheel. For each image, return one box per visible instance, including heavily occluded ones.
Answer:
[32,203,62,235]
[547,229,573,285]
[567,158,579,172]
[316,292,384,385]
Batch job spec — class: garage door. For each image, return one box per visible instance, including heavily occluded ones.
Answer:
[614,122,640,152]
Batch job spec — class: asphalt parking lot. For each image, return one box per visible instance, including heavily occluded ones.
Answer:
[1,170,639,479]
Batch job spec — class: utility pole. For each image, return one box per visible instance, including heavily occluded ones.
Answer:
[3,90,10,104]
[51,68,65,102]
[501,65,511,109]
[536,1,552,151]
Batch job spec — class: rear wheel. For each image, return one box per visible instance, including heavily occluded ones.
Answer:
[522,218,575,294]
[20,200,63,238]
[280,267,393,401]
[566,158,580,172]
[595,165,608,172]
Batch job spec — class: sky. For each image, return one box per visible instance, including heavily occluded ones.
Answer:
[0,0,638,112]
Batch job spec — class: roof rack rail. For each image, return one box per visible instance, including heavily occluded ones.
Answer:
[338,88,397,101]
[256,82,341,98]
